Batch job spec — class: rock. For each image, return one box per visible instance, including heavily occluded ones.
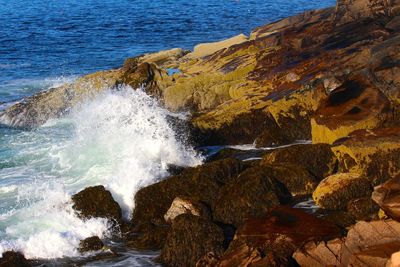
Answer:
[311,73,391,144]
[132,159,242,228]
[126,223,170,250]
[347,197,380,221]
[136,48,187,68]
[218,207,341,266]
[213,165,291,226]
[293,219,400,267]
[261,164,319,196]
[332,128,400,185]
[313,173,373,210]
[372,174,400,222]
[335,0,400,25]
[159,214,224,267]
[260,143,338,180]
[72,185,122,224]
[0,251,31,267]
[164,197,209,223]
[388,251,400,267]
[79,236,104,253]
[189,34,248,59]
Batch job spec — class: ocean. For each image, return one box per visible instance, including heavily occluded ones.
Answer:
[0,0,335,265]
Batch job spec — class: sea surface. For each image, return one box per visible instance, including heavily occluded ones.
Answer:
[0,0,335,265]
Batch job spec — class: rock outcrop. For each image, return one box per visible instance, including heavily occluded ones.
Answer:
[0,251,31,267]
[312,172,373,210]
[293,219,400,266]
[79,236,105,253]
[71,185,122,224]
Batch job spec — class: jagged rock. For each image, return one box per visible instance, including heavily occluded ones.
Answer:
[260,143,338,180]
[0,251,31,267]
[293,219,400,267]
[160,214,224,267]
[313,173,373,210]
[135,48,187,68]
[164,197,209,223]
[332,128,400,185]
[217,207,341,266]
[212,165,291,226]
[372,174,400,222]
[79,236,104,253]
[72,185,122,224]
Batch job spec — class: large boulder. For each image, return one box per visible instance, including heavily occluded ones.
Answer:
[293,219,400,266]
[260,143,338,179]
[71,185,122,224]
[332,128,400,185]
[372,174,400,222]
[312,173,373,210]
[132,158,242,228]
[212,165,291,226]
[159,214,224,267]
[129,159,242,249]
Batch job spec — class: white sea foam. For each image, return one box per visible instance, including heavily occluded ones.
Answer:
[0,86,202,259]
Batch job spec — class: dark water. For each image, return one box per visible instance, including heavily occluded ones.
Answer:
[0,0,335,103]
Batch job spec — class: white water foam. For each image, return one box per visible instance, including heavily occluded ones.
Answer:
[0,86,202,259]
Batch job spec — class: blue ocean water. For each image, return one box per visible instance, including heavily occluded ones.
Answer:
[0,0,336,265]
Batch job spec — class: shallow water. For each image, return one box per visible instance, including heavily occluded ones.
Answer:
[0,0,336,264]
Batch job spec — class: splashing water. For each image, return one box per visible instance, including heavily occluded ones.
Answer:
[0,85,202,259]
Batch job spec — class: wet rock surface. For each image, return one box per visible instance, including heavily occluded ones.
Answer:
[160,214,225,267]
[79,236,105,253]
[0,251,31,267]
[72,185,122,224]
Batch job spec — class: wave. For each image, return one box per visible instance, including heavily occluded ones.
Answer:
[0,86,202,259]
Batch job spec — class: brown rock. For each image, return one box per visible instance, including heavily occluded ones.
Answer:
[132,158,242,229]
[79,236,104,253]
[313,172,373,210]
[218,207,341,266]
[261,143,338,180]
[0,251,31,267]
[372,174,400,222]
[72,185,122,224]
[213,165,291,226]
[294,219,400,267]
[347,197,380,221]
[160,214,224,267]
[332,128,400,185]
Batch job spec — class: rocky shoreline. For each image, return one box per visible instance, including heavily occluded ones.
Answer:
[1,0,400,266]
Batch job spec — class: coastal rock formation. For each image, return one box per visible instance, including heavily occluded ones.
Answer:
[293,219,400,266]
[312,173,373,210]
[332,128,400,185]
[0,251,31,267]
[260,144,338,179]
[160,214,224,267]
[164,197,210,223]
[79,236,105,253]
[372,174,400,221]
[215,207,341,266]
[212,165,291,226]
[71,185,122,224]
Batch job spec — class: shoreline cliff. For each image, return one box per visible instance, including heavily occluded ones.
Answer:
[1,0,400,266]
